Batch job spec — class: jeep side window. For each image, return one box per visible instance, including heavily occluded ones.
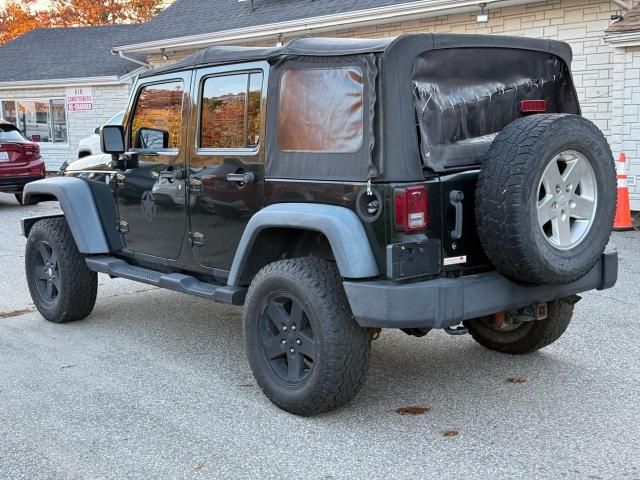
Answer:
[130,81,184,151]
[199,72,263,150]
[277,67,364,153]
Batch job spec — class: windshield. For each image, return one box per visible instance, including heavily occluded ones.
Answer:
[0,125,27,143]
[106,111,124,126]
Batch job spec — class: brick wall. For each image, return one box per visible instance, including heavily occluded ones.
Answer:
[0,83,131,171]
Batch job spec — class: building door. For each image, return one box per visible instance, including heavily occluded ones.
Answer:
[116,73,192,259]
[187,63,267,271]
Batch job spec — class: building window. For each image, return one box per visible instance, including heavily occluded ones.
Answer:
[1,99,68,144]
[277,67,364,153]
[130,81,184,150]
[199,71,263,149]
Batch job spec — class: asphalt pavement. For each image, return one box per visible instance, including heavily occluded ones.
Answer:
[0,192,639,480]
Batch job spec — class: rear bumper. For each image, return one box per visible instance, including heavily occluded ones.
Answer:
[344,250,618,329]
[0,175,45,192]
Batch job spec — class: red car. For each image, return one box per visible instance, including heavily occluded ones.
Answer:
[0,119,45,203]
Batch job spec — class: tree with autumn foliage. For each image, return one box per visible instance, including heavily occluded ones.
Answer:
[0,1,43,45]
[0,0,167,45]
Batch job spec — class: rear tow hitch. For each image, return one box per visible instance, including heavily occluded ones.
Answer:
[511,303,548,322]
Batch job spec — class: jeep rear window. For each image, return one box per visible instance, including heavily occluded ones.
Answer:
[277,67,364,153]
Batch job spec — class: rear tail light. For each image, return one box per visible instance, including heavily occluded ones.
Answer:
[519,100,547,113]
[394,185,428,232]
[24,144,40,158]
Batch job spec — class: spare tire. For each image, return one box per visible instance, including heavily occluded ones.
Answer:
[475,114,616,285]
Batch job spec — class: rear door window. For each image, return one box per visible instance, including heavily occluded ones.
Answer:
[199,72,263,150]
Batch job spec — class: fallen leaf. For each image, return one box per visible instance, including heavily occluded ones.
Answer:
[0,308,34,319]
[396,406,431,415]
[192,463,204,470]
[507,376,526,384]
[443,430,459,437]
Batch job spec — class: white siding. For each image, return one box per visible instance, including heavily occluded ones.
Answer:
[0,83,131,171]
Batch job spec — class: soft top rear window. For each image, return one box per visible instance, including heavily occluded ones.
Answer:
[412,47,579,171]
[277,66,364,154]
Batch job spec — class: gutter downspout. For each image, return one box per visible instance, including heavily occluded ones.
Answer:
[114,49,152,69]
[611,0,631,11]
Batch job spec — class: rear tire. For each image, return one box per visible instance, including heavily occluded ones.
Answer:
[476,114,616,285]
[463,298,574,355]
[244,257,371,415]
[25,218,97,323]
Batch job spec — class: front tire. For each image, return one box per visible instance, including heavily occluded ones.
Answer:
[244,257,371,415]
[25,218,98,323]
[463,298,575,355]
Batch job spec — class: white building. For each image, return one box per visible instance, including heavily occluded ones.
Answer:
[1,0,639,208]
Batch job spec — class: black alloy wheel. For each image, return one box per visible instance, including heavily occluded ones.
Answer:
[258,293,316,385]
[32,241,61,304]
[244,257,372,415]
[25,218,97,323]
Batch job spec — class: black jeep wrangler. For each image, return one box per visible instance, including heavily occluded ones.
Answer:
[22,34,618,415]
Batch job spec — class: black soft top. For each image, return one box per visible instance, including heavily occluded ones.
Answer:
[141,33,572,77]
[141,34,575,182]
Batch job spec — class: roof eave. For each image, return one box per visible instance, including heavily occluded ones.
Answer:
[604,30,640,46]
[113,0,533,54]
[0,75,129,90]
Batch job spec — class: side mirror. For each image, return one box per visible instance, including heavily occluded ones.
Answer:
[94,126,101,135]
[135,127,169,150]
[101,125,125,155]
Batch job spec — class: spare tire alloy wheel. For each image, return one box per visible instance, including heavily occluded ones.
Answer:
[537,150,597,250]
[475,114,616,285]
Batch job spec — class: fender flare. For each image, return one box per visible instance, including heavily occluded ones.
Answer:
[227,203,380,286]
[23,177,110,254]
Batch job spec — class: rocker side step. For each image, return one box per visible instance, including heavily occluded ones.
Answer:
[85,255,246,305]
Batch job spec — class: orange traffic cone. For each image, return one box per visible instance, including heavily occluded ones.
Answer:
[614,152,634,231]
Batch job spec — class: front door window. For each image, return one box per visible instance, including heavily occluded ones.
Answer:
[116,78,189,260]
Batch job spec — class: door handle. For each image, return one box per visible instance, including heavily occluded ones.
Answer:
[449,190,464,241]
[188,177,203,193]
[159,167,185,181]
[226,172,255,185]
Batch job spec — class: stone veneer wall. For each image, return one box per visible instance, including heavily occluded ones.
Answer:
[611,46,640,209]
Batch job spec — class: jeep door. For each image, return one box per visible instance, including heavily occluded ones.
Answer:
[187,63,266,271]
[116,72,192,259]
